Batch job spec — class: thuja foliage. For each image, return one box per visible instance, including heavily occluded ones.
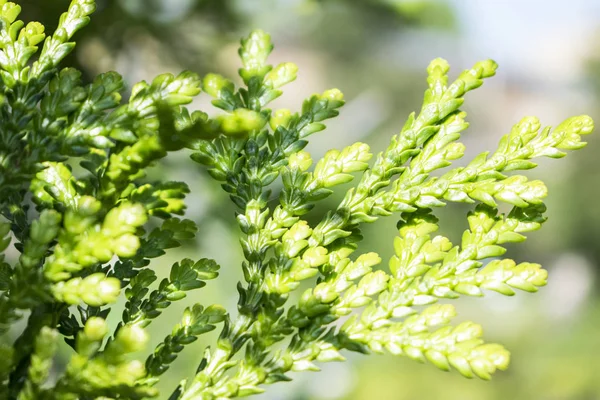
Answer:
[0,1,594,399]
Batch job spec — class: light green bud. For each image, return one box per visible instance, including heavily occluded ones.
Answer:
[64,210,92,235]
[283,221,312,242]
[31,209,61,244]
[454,283,482,297]
[115,325,149,354]
[347,253,381,280]
[313,282,338,303]
[321,88,344,102]
[473,59,498,79]
[203,73,234,99]
[89,236,115,262]
[284,240,308,259]
[313,150,340,178]
[239,29,273,83]
[220,108,267,135]
[513,116,541,138]
[97,276,121,302]
[328,245,355,267]
[75,0,96,16]
[553,115,595,151]
[316,344,345,363]
[103,203,147,237]
[53,273,121,306]
[496,176,547,207]
[339,142,372,172]
[77,196,102,216]
[302,246,328,267]
[466,208,495,234]
[83,317,109,342]
[453,321,483,342]
[421,304,456,327]
[112,233,140,258]
[80,273,121,306]
[424,350,450,371]
[444,142,466,161]
[264,62,298,89]
[426,58,450,77]
[2,2,21,24]
[510,262,547,289]
[270,108,292,130]
[19,21,46,46]
[240,30,272,68]
[291,267,318,282]
[130,81,148,99]
[480,344,510,371]
[323,173,353,188]
[358,271,388,296]
[117,360,146,383]
[563,115,594,135]
[288,150,312,171]
[289,259,318,281]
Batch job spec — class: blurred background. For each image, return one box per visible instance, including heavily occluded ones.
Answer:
[20,0,600,399]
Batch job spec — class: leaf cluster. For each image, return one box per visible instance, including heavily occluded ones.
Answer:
[0,1,594,399]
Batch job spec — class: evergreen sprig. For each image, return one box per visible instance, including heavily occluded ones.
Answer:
[0,1,594,399]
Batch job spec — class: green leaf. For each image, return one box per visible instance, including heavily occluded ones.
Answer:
[0,264,12,291]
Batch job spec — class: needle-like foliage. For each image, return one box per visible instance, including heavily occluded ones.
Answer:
[0,1,594,399]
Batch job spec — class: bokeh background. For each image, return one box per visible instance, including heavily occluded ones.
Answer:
[19,0,600,399]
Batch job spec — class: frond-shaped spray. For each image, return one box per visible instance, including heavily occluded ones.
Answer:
[0,1,593,399]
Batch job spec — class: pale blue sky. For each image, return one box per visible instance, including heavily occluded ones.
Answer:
[449,0,600,78]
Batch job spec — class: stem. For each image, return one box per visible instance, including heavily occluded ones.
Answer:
[7,304,63,399]
[179,315,253,400]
